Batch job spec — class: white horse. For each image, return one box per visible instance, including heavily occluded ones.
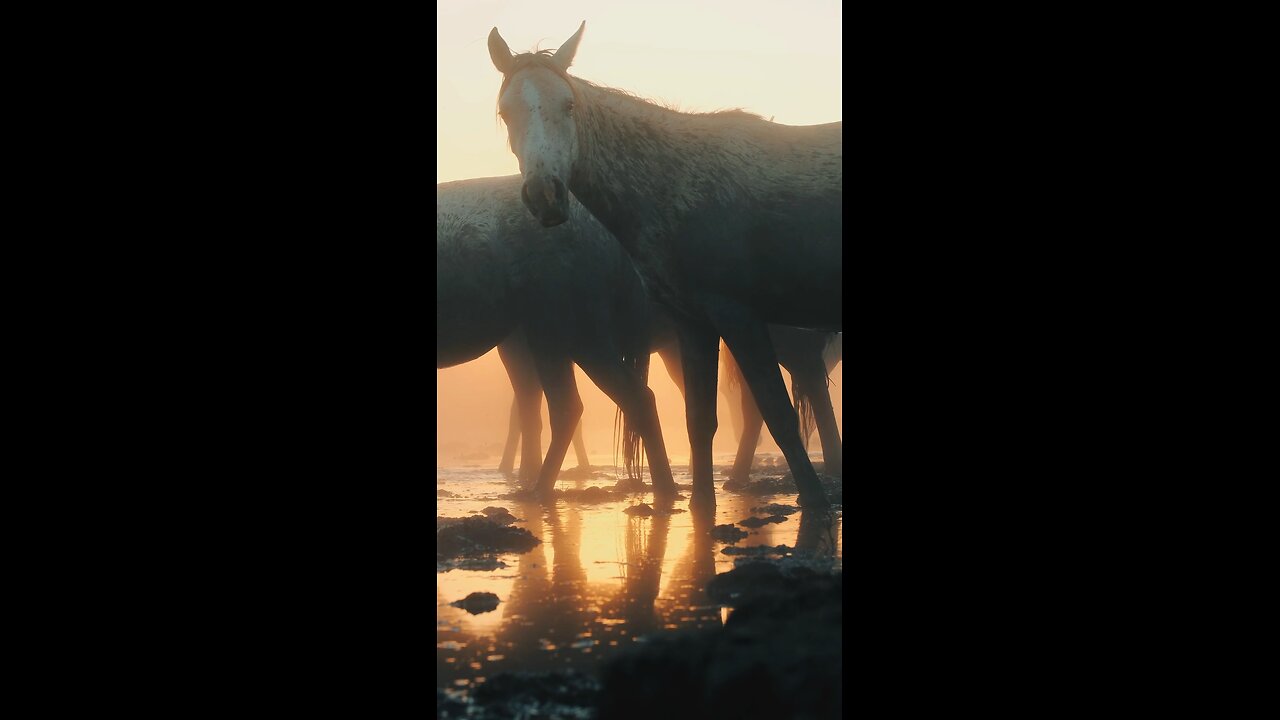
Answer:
[487,23,841,508]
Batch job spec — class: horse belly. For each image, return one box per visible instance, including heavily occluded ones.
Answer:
[679,205,842,331]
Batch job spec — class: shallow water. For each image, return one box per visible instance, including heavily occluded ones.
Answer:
[435,454,842,698]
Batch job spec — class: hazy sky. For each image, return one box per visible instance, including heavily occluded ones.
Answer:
[436,1,843,466]
[436,0,842,183]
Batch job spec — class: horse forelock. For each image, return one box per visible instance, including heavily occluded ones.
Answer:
[496,52,575,109]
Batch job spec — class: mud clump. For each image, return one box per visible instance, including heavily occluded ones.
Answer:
[437,556,509,573]
[623,503,654,517]
[613,477,651,493]
[558,485,619,503]
[558,465,601,480]
[721,544,792,557]
[437,516,540,558]
[750,503,800,516]
[598,569,842,720]
[480,506,521,526]
[436,489,457,498]
[711,524,750,544]
[449,591,500,614]
[724,473,842,502]
[738,514,788,528]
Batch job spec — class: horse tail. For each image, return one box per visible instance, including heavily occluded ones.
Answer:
[613,264,653,484]
[798,332,840,449]
[794,377,817,450]
[618,348,651,482]
[822,332,842,372]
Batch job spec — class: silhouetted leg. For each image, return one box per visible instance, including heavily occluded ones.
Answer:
[498,334,542,486]
[729,382,763,484]
[658,346,685,397]
[571,421,590,469]
[576,355,677,499]
[800,375,842,477]
[707,305,831,508]
[677,320,720,511]
[532,355,582,500]
[499,398,520,476]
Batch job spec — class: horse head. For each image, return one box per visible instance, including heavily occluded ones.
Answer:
[488,22,585,228]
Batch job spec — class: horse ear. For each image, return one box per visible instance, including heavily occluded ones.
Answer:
[551,21,585,72]
[489,27,514,74]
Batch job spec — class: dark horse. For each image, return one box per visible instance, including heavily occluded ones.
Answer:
[438,174,674,497]
[488,23,841,508]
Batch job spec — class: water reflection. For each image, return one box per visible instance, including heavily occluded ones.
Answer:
[795,508,840,556]
[435,467,842,693]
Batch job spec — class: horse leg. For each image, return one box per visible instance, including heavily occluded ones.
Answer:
[532,354,582,499]
[658,345,686,398]
[675,320,721,510]
[793,363,842,477]
[498,397,520,476]
[729,380,763,485]
[498,334,543,485]
[575,355,677,500]
[706,305,831,508]
[571,420,590,470]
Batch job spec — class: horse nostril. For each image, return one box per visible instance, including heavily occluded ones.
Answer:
[541,176,557,207]
[521,182,537,214]
[551,177,566,205]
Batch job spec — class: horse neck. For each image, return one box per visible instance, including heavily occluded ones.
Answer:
[569,81,744,245]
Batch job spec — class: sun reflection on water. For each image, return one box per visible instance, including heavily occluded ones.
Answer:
[436,461,841,691]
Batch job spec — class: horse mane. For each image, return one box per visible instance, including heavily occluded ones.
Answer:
[495,50,770,125]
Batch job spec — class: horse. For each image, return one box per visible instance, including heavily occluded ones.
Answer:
[487,23,842,508]
[438,174,675,497]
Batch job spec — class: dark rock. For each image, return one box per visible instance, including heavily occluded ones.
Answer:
[623,503,654,516]
[450,591,500,614]
[711,524,749,543]
[436,489,457,498]
[738,514,788,528]
[437,516,540,557]
[598,570,842,720]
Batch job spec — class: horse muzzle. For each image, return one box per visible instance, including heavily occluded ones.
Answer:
[521,176,569,228]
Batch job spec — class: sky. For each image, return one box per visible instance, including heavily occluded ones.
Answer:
[436,0,842,466]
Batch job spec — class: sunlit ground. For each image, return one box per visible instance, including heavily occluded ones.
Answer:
[436,452,842,693]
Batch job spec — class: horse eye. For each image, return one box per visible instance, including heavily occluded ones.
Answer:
[566,100,575,113]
